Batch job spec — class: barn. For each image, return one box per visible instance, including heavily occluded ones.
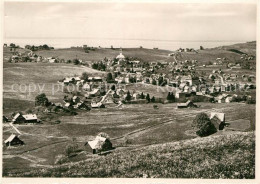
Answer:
[22,114,38,123]
[177,100,198,108]
[85,136,113,154]
[4,134,24,147]
[210,112,225,130]
[12,113,26,124]
[12,113,39,124]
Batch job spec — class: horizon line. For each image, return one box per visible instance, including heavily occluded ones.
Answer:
[4,37,253,43]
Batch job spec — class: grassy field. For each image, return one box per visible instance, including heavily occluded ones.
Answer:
[2,102,255,176]
[4,131,255,178]
[3,62,105,114]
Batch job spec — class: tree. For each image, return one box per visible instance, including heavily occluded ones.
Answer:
[106,72,113,82]
[111,85,116,91]
[170,92,175,102]
[129,76,136,83]
[167,92,175,102]
[146,93,151,103]
[200,46,204,50]
[192,113,217,137]
[81,72,89,82]
[73,59,80,65]
[167,92,171,101]
[125,91,131,101]
[10,43,16,48]
[152,79,157,85]
[151,96,155,103]
[158,76,164,86]
[53,106,59,113]
[140,92,145,99]
[35,93,49,106]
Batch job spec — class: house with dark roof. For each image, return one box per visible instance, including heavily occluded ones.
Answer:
[4,134,24,147]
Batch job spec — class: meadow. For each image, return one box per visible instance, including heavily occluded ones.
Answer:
[3,102,254,176]
[5,131,255,178]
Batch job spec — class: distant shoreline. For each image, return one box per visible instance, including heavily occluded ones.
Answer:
[3,39,254,51]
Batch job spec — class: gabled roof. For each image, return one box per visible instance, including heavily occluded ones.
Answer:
[177,100,192,107]
[22,114,37,120]
[210,112,225,122]
[88,136,108,149]
[12,113,21,121]
[4,134,18,143]
[116,53,125,59]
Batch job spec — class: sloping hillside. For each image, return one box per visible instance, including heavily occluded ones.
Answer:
[32,41,256,64]
[6,131,254,178]
[34,48,172,62]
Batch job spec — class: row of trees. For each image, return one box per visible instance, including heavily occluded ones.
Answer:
[25,44,54,51]
[92,62,106,71]
[125,91,155,103]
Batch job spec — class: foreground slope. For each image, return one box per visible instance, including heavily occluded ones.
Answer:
[6,131,254,178]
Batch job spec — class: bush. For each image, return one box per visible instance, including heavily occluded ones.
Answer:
[192,113,217,137]
[65,143,79,158]
[55,154,69,165]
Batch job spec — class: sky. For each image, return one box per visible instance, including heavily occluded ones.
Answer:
[4,1,257,42]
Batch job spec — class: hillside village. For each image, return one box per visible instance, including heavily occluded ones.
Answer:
[2,42,256,178]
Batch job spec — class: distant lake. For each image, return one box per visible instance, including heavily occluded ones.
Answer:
[4,38,248,51]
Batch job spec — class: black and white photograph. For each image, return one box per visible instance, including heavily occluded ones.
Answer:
[1,0,258,182]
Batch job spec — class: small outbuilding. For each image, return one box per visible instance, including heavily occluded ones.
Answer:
[4,134,24,147]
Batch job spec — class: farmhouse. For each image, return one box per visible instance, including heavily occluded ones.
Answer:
[12,113,25,123]
[22,114,39,123]
[177,100,198,108]
[4,134,24,147]
[210,112,225,130]
[85,136,113,154]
